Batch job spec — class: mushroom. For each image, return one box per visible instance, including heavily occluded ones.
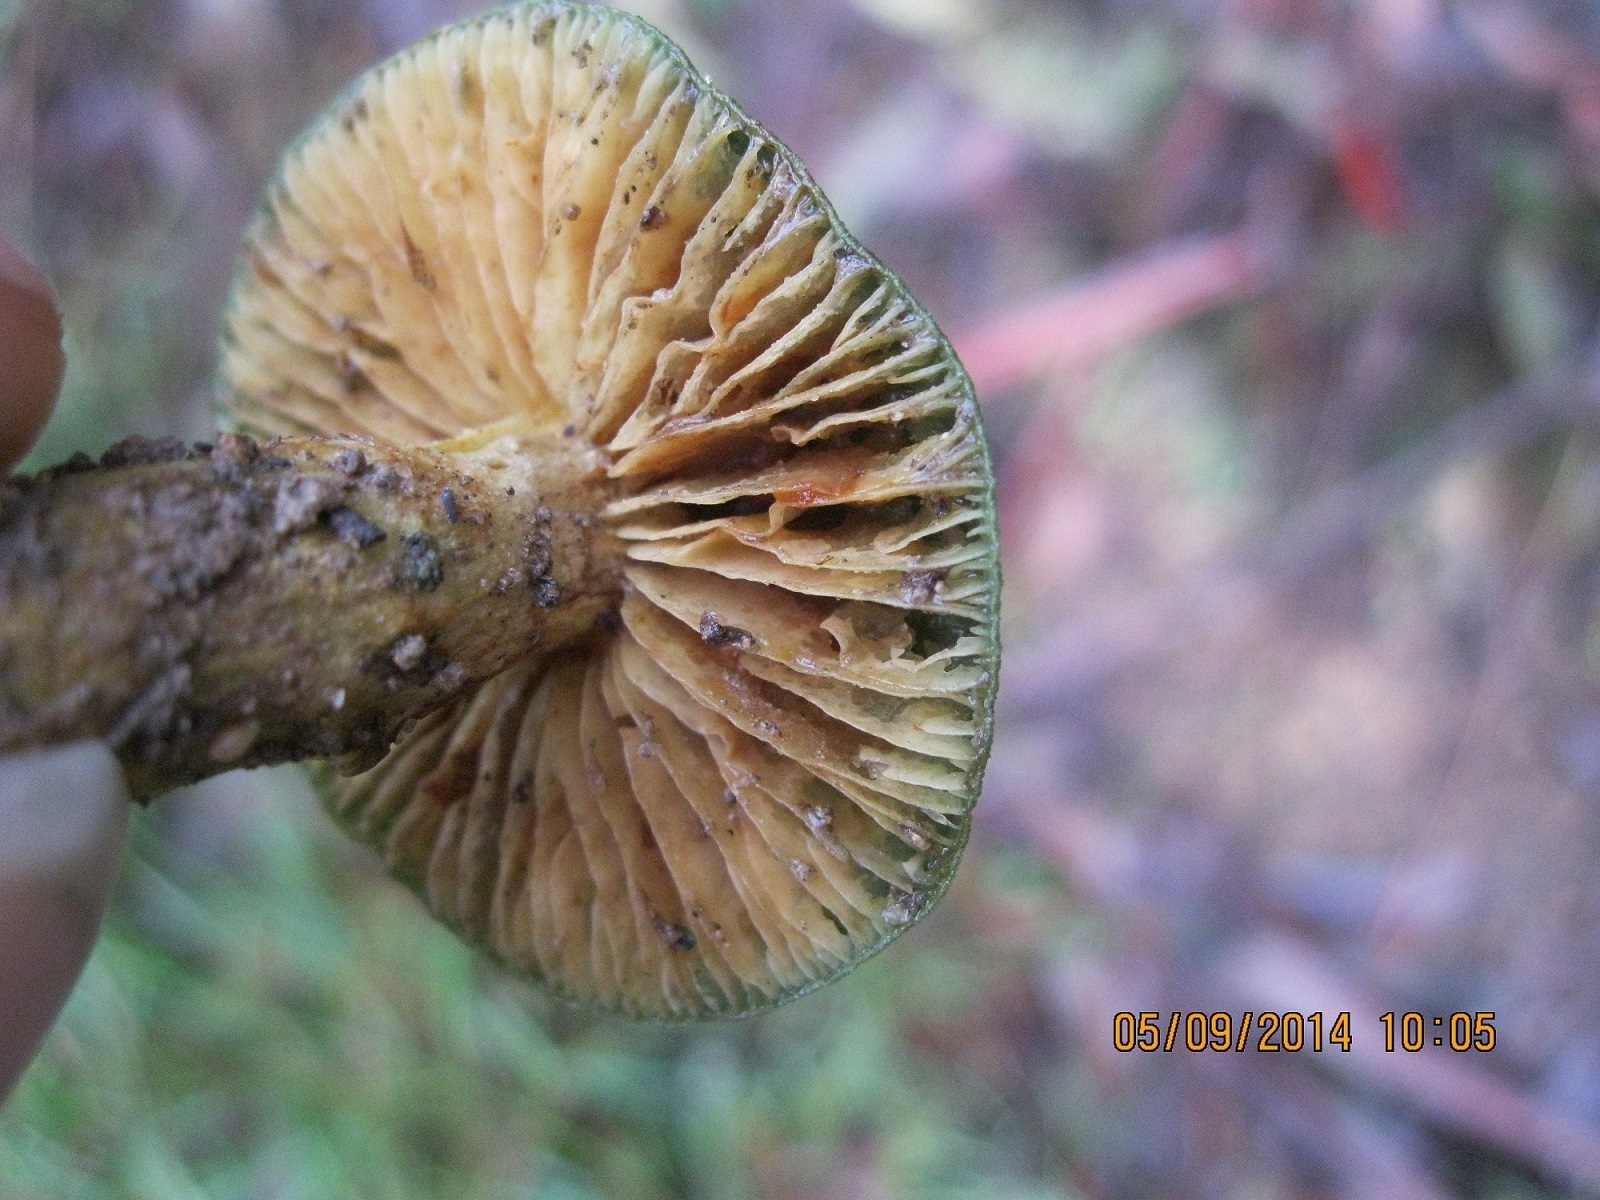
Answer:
[0,0,999,1018]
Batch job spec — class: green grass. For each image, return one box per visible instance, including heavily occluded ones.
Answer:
[0,769,1077,1199]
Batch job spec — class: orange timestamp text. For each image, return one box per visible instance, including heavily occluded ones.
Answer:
[1112,1011,1497,1052]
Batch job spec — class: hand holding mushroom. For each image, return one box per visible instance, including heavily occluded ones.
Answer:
[0,2,999,1022]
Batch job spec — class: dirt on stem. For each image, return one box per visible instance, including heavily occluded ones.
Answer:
[0,426,624,798]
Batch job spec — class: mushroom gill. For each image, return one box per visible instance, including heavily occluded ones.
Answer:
[218,0,999,1018]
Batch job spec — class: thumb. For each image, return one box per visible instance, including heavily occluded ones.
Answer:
[0,742,130,1104]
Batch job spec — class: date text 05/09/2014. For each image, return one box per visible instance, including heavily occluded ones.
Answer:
[1111,1011,1497,1053]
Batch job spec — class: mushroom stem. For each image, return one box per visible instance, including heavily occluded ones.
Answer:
[0,424,623,798]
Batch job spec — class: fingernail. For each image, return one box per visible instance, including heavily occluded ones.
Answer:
[0,741,130,875]
[0,236,56,308]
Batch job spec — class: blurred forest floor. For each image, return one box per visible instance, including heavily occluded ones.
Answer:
[7,0,1600,1196]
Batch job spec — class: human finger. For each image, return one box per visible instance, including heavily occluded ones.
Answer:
[0,236,66,472]
[0,741,130,1104]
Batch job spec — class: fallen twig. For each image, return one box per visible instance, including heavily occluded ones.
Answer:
[953,230,1267,395]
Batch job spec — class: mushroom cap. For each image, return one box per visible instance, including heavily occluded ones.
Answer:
[216,0,999,1018]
